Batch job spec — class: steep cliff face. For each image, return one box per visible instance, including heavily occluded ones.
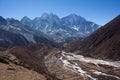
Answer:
[63,15,120,60]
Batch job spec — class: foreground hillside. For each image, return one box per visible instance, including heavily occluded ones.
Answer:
[0,43,120,80]
[0,63,47,80]
[0,44,60,80]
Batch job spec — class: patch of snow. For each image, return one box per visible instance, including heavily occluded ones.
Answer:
[62,51,120,68]
[72,25,79,31]
[98,25,101,28]
[92,23,95,27]
[85,26,87,32]
[35,26,39,30]
[9,25,21,31]
[92,70,102,75]
[86,31,90,33]
[0,39,4,41]
[92,70,120,79]
[15,27,21,31]
[44,24,49,31]
[21,33,36,43]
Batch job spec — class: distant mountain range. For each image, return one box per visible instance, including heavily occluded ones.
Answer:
[0,13,100,48]
[21,13,100,42]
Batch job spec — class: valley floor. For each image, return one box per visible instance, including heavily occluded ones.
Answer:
[0,49,120,80]
[45,51,120,80]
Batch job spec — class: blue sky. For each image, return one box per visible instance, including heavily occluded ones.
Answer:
[0,0,120,25]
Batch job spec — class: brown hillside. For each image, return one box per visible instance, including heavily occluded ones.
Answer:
[0,43,59,80]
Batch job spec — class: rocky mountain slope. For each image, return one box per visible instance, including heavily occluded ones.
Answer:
[0,16,56,48]
[63,15,120,61]
[0,28,29,47]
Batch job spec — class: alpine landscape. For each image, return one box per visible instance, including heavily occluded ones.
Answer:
[0,0,120,80]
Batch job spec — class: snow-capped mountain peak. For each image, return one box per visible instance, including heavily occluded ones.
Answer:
[20,13,100,43]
